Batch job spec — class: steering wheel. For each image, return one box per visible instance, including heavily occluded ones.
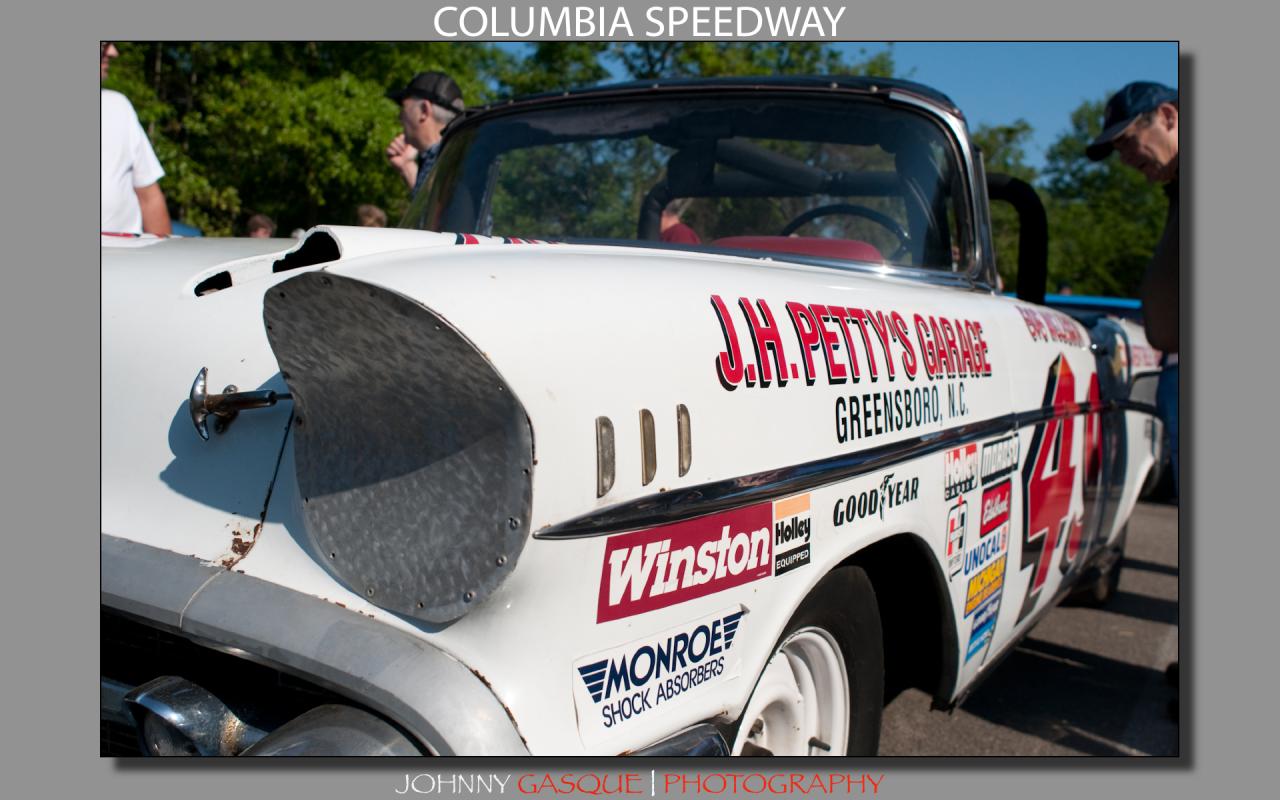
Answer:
[780,203,912,261]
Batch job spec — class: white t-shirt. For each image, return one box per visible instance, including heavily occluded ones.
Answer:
[101,89,165,234]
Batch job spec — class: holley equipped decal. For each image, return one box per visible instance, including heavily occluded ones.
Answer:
[772,494,812,576]
[573,607,745,743]
[944,444,979,500]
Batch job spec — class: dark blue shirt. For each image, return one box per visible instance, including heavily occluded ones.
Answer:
[411,142,442,199]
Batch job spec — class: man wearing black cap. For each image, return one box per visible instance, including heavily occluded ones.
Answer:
[385,71,465,199]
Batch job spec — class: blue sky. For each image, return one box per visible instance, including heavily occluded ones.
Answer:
[494,42,1178,172]
[836,42,1179,171]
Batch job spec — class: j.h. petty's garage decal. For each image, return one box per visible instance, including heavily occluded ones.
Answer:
[597,496,811,623]
[711,295,994,389]
[710,295,996,443]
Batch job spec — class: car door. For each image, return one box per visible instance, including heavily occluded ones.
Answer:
[951,297,1104,686]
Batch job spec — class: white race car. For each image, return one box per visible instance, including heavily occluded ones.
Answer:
[101,76,1165,757]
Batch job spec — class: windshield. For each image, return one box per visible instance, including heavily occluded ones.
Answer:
[403,93,972,272]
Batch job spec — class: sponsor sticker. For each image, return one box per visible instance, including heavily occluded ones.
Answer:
[832,473,920,528]
[964,481,1011,577]
[980,435,1020,485]
[573,607,745,743]
[597,504,772,623]
[946,494,968,579]
[772,494,812,576]
[980,480,1012,536]
[965,595,1001,663]
[943,443,979,500]
[964,554,1007,616]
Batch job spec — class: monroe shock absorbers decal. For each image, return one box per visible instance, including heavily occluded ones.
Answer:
[573,607,746,744]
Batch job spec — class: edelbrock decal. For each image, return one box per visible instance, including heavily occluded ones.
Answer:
[573,607,745,743]
[597,504,771,623]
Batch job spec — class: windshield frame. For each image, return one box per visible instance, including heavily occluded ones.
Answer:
[401,83,996,292]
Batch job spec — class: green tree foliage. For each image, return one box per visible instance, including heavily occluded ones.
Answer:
[611,42,893,79]
[496,43,610,96]
[1041,99,1168,297]
[106,40,1173,289]
[974,99,1168,297]
[104,43,506,235]
[103,42,896,236]
[971,119,1037,290]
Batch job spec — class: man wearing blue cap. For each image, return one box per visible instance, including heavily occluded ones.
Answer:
[1087,81,1180,500]
[1089,81,1181,717]
[1087,81,1179,351]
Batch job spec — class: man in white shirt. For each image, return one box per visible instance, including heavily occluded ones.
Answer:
[101,42,171,235]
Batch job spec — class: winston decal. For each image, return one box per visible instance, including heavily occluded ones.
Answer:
[597,504,772,623]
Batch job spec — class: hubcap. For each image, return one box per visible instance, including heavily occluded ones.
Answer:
[732,627,850,756]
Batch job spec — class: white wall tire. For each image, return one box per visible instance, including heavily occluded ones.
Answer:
[732,566,883,756]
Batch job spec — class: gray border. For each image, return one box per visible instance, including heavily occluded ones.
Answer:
[12,0,1253,797]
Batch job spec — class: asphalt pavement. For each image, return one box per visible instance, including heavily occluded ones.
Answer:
[879,500,1180,756]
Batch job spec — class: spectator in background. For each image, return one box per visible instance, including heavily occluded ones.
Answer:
[246,214,276,238]
[1086,80,1180,720]
[357,204,388,227]
[659,199,701,244]
[385,72,465,199]
[1086,80,1179,498]
[101,42,172,236]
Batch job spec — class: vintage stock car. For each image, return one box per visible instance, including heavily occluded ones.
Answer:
[101,76,1165,757]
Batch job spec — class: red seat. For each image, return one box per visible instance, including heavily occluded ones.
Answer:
[713,236,882,263]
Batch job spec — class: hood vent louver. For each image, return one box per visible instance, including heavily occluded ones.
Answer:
[272,231,341,274]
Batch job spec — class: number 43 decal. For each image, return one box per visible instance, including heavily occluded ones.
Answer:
[1016,355,1101,624]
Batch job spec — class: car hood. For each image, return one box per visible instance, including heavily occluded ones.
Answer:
[100,227,459,565]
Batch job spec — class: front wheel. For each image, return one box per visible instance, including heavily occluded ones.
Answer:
[732,566,883,756]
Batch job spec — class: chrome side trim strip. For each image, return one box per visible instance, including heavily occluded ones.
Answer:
[536,400,1156,540]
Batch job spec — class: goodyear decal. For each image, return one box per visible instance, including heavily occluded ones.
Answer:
[573,607,745,743]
